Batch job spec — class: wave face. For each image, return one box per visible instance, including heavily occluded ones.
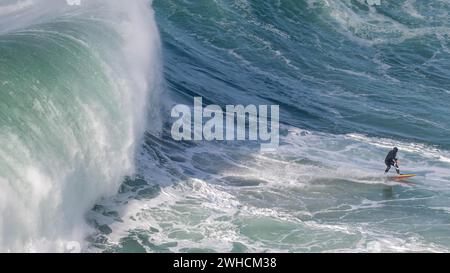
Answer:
[0,0,161,251]
[81,0,450,253]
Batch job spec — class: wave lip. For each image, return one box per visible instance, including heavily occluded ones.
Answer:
[0,0,162,252]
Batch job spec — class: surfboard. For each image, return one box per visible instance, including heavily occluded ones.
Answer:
[390,174,416,180]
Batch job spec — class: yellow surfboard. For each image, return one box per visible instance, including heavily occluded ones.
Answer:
[391,174,416,180]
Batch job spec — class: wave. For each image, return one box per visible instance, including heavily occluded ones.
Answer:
[307,0,450,44]
[155,0,450,148]
[0,0,162,252]
[2,0,450,253]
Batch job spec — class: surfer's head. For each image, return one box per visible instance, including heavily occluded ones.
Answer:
[393,147,398,152]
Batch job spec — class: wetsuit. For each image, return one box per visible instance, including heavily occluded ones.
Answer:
[384,149,400,174]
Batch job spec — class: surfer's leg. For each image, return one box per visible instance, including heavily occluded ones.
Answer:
[384,163,391,173]
[394,163,400,175]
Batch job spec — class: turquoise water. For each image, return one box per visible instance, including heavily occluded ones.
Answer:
[0,0,161,251]
[1,0,450,252]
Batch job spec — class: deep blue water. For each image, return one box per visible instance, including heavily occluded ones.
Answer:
[156,0,450,147]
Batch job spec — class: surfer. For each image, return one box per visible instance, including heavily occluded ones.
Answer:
[384,147,400,174]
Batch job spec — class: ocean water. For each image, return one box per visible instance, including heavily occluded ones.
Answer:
[1,0,450,252]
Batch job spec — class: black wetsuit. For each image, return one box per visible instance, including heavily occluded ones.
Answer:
[384,149,399,174]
